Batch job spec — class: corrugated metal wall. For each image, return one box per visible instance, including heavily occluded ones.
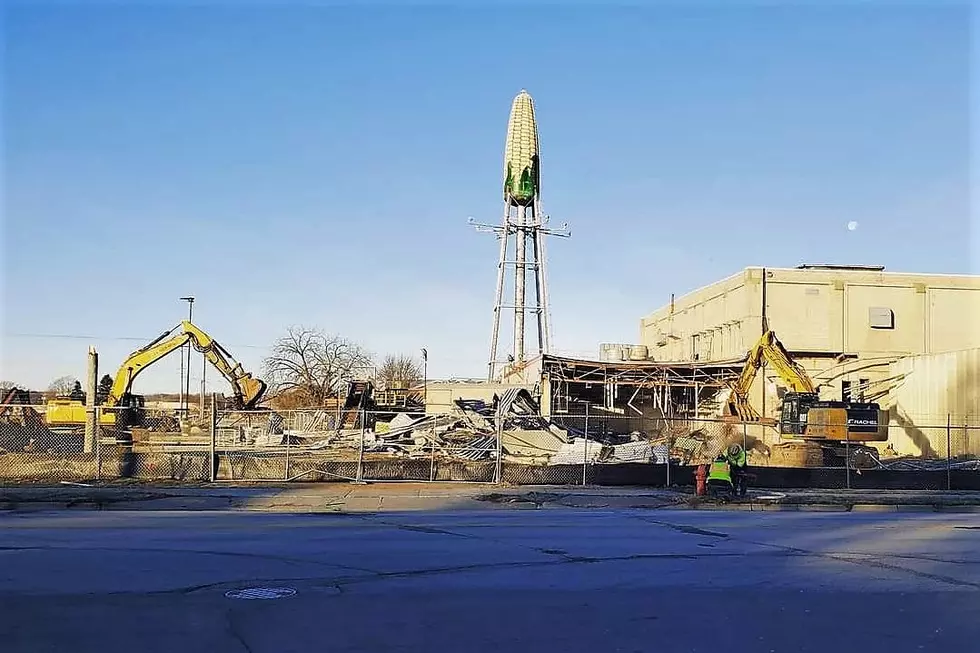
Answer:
[883,349,980,457]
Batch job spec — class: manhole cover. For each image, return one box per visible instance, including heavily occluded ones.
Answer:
[224,587,297,600]
[755,493,786,501]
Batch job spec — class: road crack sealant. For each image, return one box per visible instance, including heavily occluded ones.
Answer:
[0,544,379,575]
[23,547,806,600]
[720,532,980,590]
[11,512,978,601]
[626,514,980,590]
[630,517,730,539]
[225,609,257,653]
[13,534,943,600]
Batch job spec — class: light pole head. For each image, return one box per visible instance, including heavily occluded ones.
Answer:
[179,296,195,323]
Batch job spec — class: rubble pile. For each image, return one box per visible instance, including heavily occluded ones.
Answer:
[269,388,684,465]
[58,387,746,467]
[880,457,980,472]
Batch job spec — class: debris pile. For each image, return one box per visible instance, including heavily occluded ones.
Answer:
[272,388,685,465]
[880,457,980,472]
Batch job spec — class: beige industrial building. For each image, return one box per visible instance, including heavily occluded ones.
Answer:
[638,264,980,455]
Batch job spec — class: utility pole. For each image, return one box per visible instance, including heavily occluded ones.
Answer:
[180,296,195,416]
[84,347,98,454]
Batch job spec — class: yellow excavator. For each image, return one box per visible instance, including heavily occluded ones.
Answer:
[725,330,887,468]
[46,320,266,428]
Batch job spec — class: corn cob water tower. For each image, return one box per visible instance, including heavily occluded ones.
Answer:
[470,90,571,380]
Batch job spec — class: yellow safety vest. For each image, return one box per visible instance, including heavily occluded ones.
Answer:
[728,450,747,467]
[708,459,731,483]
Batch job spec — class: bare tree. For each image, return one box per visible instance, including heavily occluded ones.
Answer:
[263,327,373,407]
[377,354,422,389]
[47,375,79,396]
[0,380,18,391]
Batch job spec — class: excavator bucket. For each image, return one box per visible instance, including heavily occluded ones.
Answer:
[236,375,267,409]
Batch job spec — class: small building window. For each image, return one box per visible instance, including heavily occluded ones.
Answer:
[691,334,700,361]
[858,378,869,402]
[868,307,895,329]
[842,381,852,402]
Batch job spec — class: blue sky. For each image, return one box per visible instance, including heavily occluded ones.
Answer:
[2,1,973,393]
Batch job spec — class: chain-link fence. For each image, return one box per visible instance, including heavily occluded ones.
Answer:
[2,400,980,490]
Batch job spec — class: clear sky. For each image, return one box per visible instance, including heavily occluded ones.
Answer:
[2,1,974,394]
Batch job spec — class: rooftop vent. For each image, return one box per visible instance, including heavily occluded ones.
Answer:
[796,264,885,272]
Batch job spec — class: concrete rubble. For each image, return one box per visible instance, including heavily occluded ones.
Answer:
[262,388,682,466]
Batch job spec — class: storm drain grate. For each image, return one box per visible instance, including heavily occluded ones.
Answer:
[224,587,297,600]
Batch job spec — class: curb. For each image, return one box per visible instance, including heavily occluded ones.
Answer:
[4,485,980,514]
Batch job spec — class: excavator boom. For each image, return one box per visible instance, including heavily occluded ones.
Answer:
[107,320,266,409]
[725,330,816,421]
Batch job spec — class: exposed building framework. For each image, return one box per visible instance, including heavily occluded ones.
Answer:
[533,354,746,419]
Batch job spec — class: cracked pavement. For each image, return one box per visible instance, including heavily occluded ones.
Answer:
[2,509,979,651]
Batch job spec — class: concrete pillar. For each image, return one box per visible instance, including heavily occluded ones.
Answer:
[84,346,98,454]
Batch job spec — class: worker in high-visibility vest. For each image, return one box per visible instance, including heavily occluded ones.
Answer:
[707,453,732,487]
[726,444,748,497]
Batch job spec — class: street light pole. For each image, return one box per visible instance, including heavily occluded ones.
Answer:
[421,348,428,410]
[180,296,195,416]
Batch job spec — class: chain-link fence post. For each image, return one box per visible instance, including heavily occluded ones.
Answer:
[739,420,748,493]
[209,393,217,483]
[429,435,436,482]
[947,413,952,491]
[356,408,366,484]
[582,403,590,486]
[285,416,291,482]
[845,427,851,490]
[495,412,503,485]
[94,405,102,482]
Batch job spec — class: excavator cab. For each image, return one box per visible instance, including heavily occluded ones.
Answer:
[114,393,146,428]
[778,391,819,436]
[779,391,886,442]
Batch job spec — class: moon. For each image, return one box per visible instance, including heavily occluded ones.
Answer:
[847,221,859,231]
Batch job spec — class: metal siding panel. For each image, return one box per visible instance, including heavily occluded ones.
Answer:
[929,288,980,352]
[885,349,980,455]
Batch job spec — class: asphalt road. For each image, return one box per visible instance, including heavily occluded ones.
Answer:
[2,509,979,652]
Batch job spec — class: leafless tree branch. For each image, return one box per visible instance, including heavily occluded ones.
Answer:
[377,354,423,389]
[263,326,373,407]
[47,375,79,396]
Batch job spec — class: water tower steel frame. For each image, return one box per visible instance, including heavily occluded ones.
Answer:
[470,90,570,380]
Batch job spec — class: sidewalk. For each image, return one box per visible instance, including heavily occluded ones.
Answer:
[3,482,980,513]
[0,483,675,513]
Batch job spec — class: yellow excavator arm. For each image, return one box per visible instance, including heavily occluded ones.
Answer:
[725,330,816,421]
[106,320,266,409]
